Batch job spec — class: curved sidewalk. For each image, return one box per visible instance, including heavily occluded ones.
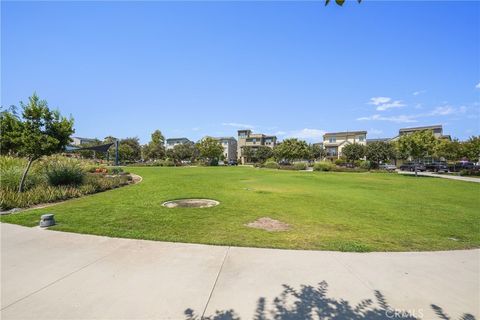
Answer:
[1,223,478,320]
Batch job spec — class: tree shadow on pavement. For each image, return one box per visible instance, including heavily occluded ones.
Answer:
[184,281,476,320]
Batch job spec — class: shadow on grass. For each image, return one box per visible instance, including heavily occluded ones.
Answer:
[185,281,476,320]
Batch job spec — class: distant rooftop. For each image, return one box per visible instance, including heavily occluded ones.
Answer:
[399,125,442,132]
[166,137,191,142]
[366,138,390,143]
[324,131,367,136]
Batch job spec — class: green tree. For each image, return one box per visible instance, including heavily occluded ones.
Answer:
[365,141,396,166]
[197,137,223,163]
[461,136,480,162]
[396,130,438,175]
[0,106,22,155]
[119,137,141,163]
[171,143,198,162]
[273,139,310,162]
[253,146,274,163]
[342,143,365,163]
[144,130,165,160]
[241,146,255,163]
[433,139,463,161]
[309,144,326,161]
[12,93,75,192]
[396,130,437,161]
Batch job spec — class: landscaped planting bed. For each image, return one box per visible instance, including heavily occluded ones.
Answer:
[0,156,132,211]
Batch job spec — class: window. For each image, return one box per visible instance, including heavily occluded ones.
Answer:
[358,136,365,142]
[327,147,337,156]
[328,137,336,143]
[252,138,257,144]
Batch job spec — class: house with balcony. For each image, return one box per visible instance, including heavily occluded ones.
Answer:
[202,136,238,161]
[165,137,193,150]
[322,131,367,160]
[237,130,277,164]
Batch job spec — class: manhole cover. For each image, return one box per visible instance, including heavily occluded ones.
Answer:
[162,199,219,208]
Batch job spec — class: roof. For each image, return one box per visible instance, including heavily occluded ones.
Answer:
[323,131,367,136]
[212,136,237,141]
[399,125,442,132]
[366,138,390,143]
[72,136,96,141]
[166,137,191,142]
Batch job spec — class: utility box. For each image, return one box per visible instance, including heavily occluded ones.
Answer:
[40,214,55,228]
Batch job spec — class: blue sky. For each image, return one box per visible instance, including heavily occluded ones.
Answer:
[2,0,479,143]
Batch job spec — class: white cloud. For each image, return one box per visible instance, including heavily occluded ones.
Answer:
[357,114,418,123]
[413,90,426,96]
[221,122,254,129]
[357,104,469,124]
[368,97,405,111]
[476,82,480,89]
[286,128,326,141]
[274,131,287,136]
[429,105,467,116]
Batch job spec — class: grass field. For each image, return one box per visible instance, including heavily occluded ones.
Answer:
[1,166,479,252]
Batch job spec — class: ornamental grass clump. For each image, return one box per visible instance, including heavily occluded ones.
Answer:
[45,157,86,186]
[313,161,335,172]
[0,156,45,191]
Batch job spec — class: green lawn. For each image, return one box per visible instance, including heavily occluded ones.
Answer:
[2,167,479,252]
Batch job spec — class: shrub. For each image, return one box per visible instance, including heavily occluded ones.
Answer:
[353,160,362,167]
[45,158,86,186]
[459,169,480,176]
[166,159,176,167]
[294,162,307,170]
[109,167,124,174]
[359,160,372,170]
[334,158,345,166]
[264,161,279,169]
[313,161,335,172]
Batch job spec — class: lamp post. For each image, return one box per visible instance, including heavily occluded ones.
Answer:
[115,140,119,166]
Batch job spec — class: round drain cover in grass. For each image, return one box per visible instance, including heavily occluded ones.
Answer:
[162,199,219,208]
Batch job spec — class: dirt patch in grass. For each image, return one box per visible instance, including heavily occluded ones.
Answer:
[162,199,219,208]
[246,217,290,232]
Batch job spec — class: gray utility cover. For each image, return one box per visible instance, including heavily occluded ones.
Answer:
[40,214,55,227]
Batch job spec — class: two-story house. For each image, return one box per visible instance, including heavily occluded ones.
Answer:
[165,137,193,150]
[322,131,367,160]
[237,130,277,164]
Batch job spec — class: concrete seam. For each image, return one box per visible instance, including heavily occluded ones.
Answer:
[331,254,375,291]
[201,246,230,319]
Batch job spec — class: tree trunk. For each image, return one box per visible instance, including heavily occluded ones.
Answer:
[18,158,34,193]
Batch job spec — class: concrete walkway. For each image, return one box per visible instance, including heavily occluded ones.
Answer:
[398,171,480,183]
[1,223,478,320]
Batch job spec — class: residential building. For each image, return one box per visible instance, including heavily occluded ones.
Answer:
[237,130,277,164]
[71,137,97,146]
[322,131,367,160]
[202,136,238,161]
[165,137,193,150]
